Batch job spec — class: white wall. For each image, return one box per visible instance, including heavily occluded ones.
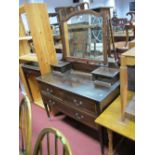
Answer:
[115,0,135,18]
[89,0,115,8]
[44,0,84,13]
[19,0,135,27]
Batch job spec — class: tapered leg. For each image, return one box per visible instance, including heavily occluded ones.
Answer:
[98,126,108,155]
[44,103,51,120]
[107,129,113,155]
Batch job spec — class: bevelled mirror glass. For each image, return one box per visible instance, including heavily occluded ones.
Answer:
[66,13,104,61]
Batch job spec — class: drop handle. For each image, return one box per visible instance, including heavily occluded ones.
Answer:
[46,88,53,93]
[75,113,84,120]
[48,100,55,105]
[75,101,83,106]
[51,101,55,105]
[73,99,77,103]
[79,101,83,105]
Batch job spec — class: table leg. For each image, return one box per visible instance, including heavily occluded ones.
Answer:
[98,126,109,155]
[107,129,113,155]
[98,126,104,154]
[43,103,51,120]
[120,56,128,120]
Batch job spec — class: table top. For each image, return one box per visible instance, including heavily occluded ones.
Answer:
[122,47,135,57]
[37,70,119,103]
[95,91,135,141]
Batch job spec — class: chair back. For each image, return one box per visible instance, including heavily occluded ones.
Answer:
[33,127,72,155]
[19,95,32,155]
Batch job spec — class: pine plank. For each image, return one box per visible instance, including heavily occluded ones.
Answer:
[25,3,58,75]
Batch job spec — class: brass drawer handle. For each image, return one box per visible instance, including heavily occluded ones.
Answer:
[46,88,53,93]
[51,101,55,106]
[48,100,55,106]
[73,99,77,103]
[75,113,84,120]
[75,100,83,106]
[79,101,83,105]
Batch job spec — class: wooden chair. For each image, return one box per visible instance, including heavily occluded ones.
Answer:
[111,15,135,62]
[33,127,72,155]
[19,95,32,155]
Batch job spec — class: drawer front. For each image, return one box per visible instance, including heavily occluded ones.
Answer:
[39,82,64,100]
[64,92,97,115]
[54,97,97,130]
[23,68,40,77]
[41,95,57,107]
[41,94,98,130]
[59,102,97,130]
[38,82,97,115]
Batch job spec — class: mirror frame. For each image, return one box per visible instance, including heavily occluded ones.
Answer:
[61,9,111,66]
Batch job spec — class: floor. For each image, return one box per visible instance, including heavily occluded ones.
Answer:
[19,91,134,155]
[31,103,105,155]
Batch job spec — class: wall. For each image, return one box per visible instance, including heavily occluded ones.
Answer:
[89,0,115,8]
[115,0,135,18]
[19,0,135,29]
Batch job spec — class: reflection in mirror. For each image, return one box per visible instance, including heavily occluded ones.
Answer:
[67,14,104,61]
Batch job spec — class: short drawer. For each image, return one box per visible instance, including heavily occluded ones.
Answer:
[64,92,97,115]
[38,82,64,99]
[22,67,41,77]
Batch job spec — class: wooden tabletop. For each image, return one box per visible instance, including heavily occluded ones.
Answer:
[122,47,135,57]
[95,91,135,141]
[19,53,38,62]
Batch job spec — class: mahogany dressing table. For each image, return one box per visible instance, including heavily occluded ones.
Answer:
[35,9,120,153]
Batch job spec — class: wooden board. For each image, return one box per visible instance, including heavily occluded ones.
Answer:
[27,74,42,104]
[62,22,70,59]
[35,99,44,109]
[124,96,135,121]
[19,36,32,41]
[120,48,135,119]
[129,40,135,49]
[122,47,135,57]
[19,53,38,62]
[19,15,31,56]
[19,64,32,102]
[19,5,25,15]
[25,3,58,75]
[95,91,135,141]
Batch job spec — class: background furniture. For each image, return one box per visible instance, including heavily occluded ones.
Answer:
[95,48,135,155]
[33,127,72,155]
[120,48,135,120]
[95,91,135,155]
[91,7,117,60]
[19,95,32,155]
[19,3,57,108]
